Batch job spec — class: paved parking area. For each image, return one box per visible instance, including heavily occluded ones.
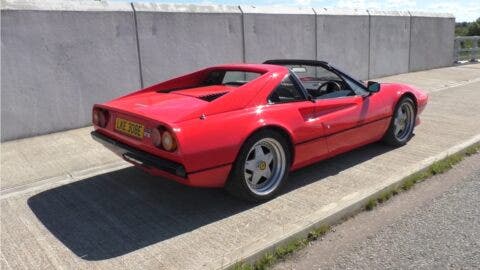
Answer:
[1,64,480,269]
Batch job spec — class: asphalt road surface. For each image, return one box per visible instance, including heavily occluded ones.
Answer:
[274,153,480,270]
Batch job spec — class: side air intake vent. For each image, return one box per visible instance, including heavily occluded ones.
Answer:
[198,92,228,102]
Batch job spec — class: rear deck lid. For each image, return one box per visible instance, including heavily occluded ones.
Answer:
[104,85,234,123]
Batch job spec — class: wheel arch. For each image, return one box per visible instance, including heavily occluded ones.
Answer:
[244,125,295,166]
[399,92,418,113]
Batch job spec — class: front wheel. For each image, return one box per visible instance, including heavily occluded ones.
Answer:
[225,130,291,202]
[383,97,416,146]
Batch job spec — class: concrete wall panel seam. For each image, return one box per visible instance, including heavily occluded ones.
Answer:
[408,11,413,72]
[131,2,144,89]
[238,5,246,63]
[367,10,372,79]
[313,7,318,61]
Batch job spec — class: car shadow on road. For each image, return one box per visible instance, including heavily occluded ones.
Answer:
[28,142,394,261]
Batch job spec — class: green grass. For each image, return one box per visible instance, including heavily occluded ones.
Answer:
[365,198,377,210]
[465,144,480,156]
[377,191,392,203]
[233,226,330,270]
[233,143,479,270]
[366,142,480,211]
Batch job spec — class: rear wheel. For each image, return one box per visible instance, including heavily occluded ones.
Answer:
[226,130,291,202]
[383,97,416,146]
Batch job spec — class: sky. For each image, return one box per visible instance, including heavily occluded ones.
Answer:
[114,0,479,22]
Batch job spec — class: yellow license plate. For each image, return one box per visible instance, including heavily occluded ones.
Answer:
[115,118,144,139]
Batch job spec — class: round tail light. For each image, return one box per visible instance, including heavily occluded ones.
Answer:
[151,128,162,147]
[151,127,177,152]
[161,131,177,152]
[92,108,109,128]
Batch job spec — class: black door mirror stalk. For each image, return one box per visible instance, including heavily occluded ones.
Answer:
[307,94,316,103]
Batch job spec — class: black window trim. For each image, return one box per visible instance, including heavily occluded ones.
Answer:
[267,73,309,105]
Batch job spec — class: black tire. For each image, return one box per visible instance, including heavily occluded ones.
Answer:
[383,96,416,147]
[225,130,291,202]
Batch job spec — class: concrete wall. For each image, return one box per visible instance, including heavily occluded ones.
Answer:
[0,0,455,141]
[409,11,455,71]
[368,10,410,78]
[133,3,243,86]
[241,6,316,63]
[1,0,141,141]
[315,8,370,80]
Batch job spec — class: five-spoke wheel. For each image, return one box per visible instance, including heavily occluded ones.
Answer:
[244,138,286,196]
[393,101,415,141]
[226,130,290,202]
[383,96,416,146]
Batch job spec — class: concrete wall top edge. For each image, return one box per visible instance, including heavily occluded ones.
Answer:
[409,11,454,18]
[0,0,132,12]
[133,2,241,13]
[0,1,456,18]
[314,8,368,16]
[240,5,314,15]
[367,10,410,16]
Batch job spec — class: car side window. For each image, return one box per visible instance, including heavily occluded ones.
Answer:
[268,75,306,104]
[290,65,356,100]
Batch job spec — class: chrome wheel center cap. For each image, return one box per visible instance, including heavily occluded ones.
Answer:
[258,161,267,170]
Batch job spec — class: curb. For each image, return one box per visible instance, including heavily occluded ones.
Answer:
[223,134,480,269]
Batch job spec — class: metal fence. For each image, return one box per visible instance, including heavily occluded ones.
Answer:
[454,36,480,63]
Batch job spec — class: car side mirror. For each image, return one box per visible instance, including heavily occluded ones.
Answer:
[367,81,381,93]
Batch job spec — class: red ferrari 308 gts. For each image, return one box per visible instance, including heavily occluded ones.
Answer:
[92,60,428,201]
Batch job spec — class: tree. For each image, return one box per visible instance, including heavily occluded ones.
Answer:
[466,18,480,36]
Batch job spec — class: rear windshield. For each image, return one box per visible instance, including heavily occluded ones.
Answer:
[202,70,262,87]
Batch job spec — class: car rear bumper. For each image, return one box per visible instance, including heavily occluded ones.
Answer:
[91,131,187,178]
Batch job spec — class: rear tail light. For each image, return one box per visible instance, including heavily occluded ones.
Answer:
[151,128,162,147]
[152,126,177,152]
[161,131,177,152]
[92,108,109,128]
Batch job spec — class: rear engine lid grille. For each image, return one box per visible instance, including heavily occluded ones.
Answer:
[198,92,228,102]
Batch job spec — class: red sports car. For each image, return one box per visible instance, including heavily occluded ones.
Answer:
[92,60,428,201]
